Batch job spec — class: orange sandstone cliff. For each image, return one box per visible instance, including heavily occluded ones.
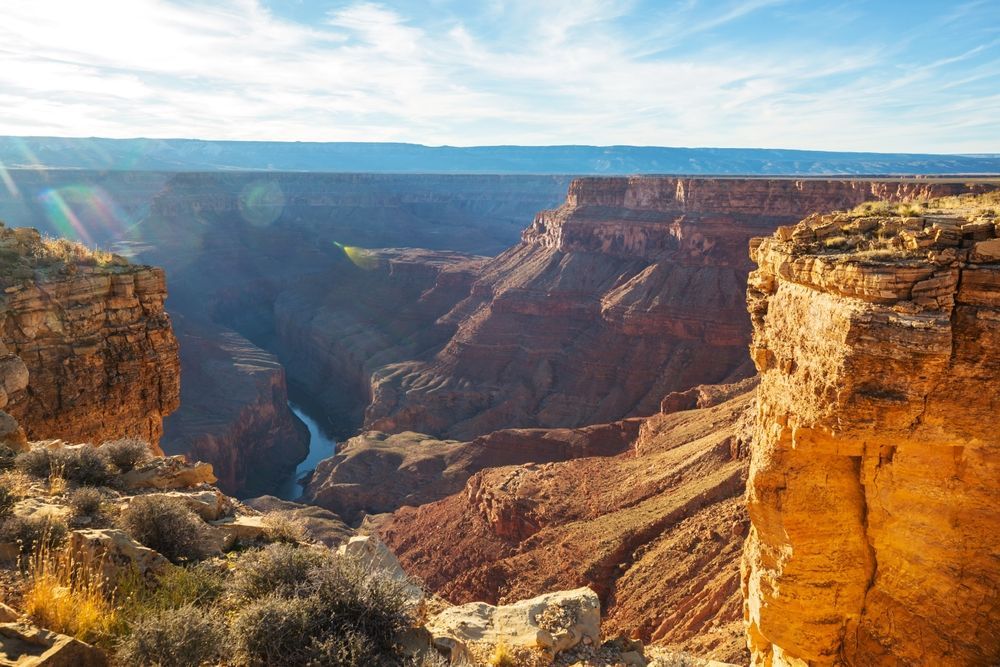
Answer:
[0,224,179,450]
[742,192,1000,665]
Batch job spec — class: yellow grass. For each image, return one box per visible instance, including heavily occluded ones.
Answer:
[488,640,517,667]
[46,462,66,496]
[22,537,117,643]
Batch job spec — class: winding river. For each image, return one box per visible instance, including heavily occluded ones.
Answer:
[274,401,337,500]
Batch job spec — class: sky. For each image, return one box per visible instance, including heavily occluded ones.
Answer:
[0,0,998,153]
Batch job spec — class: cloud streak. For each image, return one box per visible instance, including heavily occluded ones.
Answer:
[0,0,996,152]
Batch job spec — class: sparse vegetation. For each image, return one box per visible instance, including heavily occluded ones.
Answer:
[0,482,15,518]
[488,641,517,667]
[0,445,17,472]
[0,515,68,556]
[15,446,113,487]
[118,496,207,564]
[22,538,117,643]
[227,542,328,601]
[99,437,152,473]
[262,510,309,544]
[115,603,228,667]
[69,487,104,517]
[34,236,116,267]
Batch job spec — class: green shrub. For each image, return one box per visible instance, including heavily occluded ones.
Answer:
[227,543,329,601]
[99,437,152,473]
[144,564,227,610]
[118,496,207,564]
[0,515,68,556]
[115,603,228,667]
[68,487,103,517]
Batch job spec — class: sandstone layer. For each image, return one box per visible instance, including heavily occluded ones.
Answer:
[160,317,308,496]
[302,419,640,524]
[0,224,179,449]
[379,391,754,663]
[365,177,985,440]
[742,192,1000,666]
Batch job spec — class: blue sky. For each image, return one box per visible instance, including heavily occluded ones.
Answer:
[1,0,997,152]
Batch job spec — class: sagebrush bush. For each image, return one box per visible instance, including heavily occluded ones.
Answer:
[0,515,68,556]
[99,437,152,473]
[115,604,228,667]
[118,496,207,563]
[15,448,52,478]
[228,548,412,667]
[68,487,103,517]
[227,543,329,601]
[15,447,113,486]
[262,511,308,544]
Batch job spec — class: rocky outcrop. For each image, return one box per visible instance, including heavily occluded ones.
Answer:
[365,178,984,440]
[742,192,1000,666]
[160,317,308,495]
[303,419,640,524]
[379,391,754,663]
[0,224,179,450]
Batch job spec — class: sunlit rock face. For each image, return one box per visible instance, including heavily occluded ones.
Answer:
[0,225,179,449]
[364,177,988,440]
[742,190,1000,666]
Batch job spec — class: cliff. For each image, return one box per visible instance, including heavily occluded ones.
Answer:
[160,317,309,496]
[742,192,1000,665]
[0,224,179,450]
[377,388,754,663]
[365,177,985,439]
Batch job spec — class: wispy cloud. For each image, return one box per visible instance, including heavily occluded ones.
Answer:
[0,0,996,152]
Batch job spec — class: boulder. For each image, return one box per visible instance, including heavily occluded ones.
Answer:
[12,499,71,523]
[336,536,424,608]
[0,622,107,666]
[427,587,600,662]
[244,496,352,547]
[206,515,267,552]
[0,605,16,623]
[120,456,215,490]
[0,412,26,453]
[68,529,169,583]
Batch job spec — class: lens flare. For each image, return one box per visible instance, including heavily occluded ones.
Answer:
[238,180,284,227]
[0,159,19,198]
[334,241,378,270]
[36,185,131,245]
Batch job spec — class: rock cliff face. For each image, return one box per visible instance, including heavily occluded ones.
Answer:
[742,191,1000,666]
[160,317,308,496]
[302,419,640,524]
[0,225,179,449]
[378,389,754,663]
[365,177,980,440]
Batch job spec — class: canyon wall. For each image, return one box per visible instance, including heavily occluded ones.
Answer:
[375,388,754,663]
[365,177,983,440]
[160,317,308,495]
[742,192,1000,665]
[0,223,179,449]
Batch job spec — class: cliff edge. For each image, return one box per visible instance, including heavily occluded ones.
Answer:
[0,224,179,451]
[743,192,1000,665]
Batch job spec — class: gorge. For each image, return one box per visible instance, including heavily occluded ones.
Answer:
[0,168,997,665]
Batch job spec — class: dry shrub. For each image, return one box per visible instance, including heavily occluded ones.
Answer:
[118,496,207,564]
[22,537,117,642]
[227,542,329,601]
[262,511,308,544]
[0,515,68,557]
[69,486,104,517]
[115,603,227,667]
[15,447,112,486]
[99,437,152,473]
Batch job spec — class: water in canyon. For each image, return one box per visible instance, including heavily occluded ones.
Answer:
[275,401,337,500]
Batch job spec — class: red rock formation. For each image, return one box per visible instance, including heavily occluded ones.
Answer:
[302,419,640,524]
[378,391,754,664]
[742,191,1000,666]
[160,317,308,496]
[0,225,179,449]
[365,177,981,440]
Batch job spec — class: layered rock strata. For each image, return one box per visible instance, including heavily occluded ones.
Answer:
[379,390,754,663]
[302,419,641,524]
[742,193,1000,666]
[0,224,179,449]
[366,178,986,440]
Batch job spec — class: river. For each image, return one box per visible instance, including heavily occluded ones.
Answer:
[274,401,338,500]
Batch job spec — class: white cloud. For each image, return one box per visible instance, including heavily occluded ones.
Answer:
[0,0,995,152]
